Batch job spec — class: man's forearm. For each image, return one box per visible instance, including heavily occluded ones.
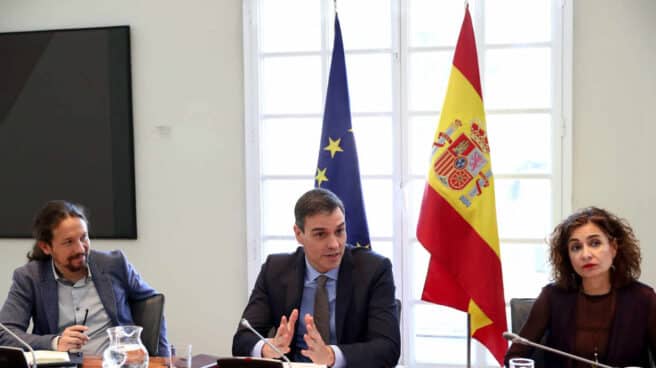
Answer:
[0,325,57,351]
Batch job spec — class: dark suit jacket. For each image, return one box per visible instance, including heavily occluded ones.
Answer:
[505,281,656,367]
[232,245,400,367]
[0,249,169,355]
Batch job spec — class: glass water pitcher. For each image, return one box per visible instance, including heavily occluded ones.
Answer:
[102,325,149,368]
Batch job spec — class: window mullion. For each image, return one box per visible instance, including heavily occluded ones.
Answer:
[554,0,574,221]
[244,0,263,292]
[391,0,410,365]
[245,0,569,366]
[320,0,331,107]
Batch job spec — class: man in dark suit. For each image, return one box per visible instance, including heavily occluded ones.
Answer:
[0,200,169,355]
[232,188,400,367]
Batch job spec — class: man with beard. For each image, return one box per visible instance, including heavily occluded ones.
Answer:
[0,200,169,355]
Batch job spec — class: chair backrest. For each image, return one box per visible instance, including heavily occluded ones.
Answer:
[130,293,164,356]
[509,298,535,333]
[509,298,545,368]
[394,298,402,322]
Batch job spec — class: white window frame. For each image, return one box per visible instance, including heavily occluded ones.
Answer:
[242,1,573,366]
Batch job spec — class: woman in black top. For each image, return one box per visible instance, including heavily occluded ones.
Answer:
[505,207,656,367]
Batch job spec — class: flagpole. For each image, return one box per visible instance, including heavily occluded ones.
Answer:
[467,314,471,368]
[463,4,473,366]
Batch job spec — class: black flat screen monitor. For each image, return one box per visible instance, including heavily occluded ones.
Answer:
[0,26,136,238]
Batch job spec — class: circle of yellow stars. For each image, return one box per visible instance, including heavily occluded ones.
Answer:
[315,136,344,187]
[314,131,370,248]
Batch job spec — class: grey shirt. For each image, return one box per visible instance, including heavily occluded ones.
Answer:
[52,260,112,355]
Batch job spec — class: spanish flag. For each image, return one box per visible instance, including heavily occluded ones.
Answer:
[417,6,507,366]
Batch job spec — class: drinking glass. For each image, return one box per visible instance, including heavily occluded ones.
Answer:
[509,357,534,368]
[169,343,192,368]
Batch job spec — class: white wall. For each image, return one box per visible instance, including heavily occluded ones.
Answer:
[573,0,656,285]
[0,0,246,356]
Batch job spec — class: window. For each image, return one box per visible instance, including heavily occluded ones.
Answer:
[243,0,572,366]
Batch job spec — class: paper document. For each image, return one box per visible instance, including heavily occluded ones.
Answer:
[215,356,326,368]
[23,350,70,364]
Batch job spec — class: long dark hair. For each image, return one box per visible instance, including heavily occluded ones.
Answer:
[549,206,641,290]
[27,200,88,261]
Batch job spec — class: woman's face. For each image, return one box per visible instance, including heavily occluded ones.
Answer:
[567,221,617,284]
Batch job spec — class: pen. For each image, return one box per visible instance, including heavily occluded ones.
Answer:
[82,309,89,326]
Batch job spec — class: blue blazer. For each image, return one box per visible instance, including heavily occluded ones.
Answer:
[0,249,169,356]
[232,245,401,368]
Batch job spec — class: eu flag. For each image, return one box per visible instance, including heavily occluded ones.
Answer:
[315,15,370,249]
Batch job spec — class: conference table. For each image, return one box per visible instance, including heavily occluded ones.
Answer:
[82,356,169,367]
[77,356,406,368]
[79,356,349,367]
[81,355,222,367]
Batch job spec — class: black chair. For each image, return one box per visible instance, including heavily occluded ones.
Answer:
[131,293,165,356]
[509,298,534,333]
[394,298,402,322]
[509,298,545,368]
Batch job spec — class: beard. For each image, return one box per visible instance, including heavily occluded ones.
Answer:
[64,251,88,273]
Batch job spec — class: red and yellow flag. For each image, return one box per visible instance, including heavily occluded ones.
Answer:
[417,6,507,366]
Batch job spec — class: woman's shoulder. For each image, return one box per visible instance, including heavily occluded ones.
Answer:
[540,282,575,296]
[626,279,653,289]
[533,283,582,310]
[541,281,655,298]
[618,280,655,298]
